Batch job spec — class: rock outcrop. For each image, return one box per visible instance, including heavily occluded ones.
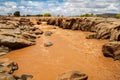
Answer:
[0,17,43,55]
[102,42,120,60]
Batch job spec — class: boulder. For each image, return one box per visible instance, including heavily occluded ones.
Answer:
[0,58,18,74]
[57,71,88,80]
[102,42,120,60]
[0,35,35,50]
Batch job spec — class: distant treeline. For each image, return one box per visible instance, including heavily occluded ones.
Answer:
[80,13,120,18]
[1,11,120,19]
[4,11,52,17]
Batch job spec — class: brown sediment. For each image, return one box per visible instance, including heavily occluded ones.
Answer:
[0,25,120,80]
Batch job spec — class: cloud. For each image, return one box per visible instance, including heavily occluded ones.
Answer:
[0,0,120,16]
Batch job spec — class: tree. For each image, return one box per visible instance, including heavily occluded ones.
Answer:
[14,11,20,17]
[43,13,52,17]
[7,13,12,16]
[36,14,43,17]
[80,13,94,17]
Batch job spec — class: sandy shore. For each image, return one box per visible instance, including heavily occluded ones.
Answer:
[0,25,120,80]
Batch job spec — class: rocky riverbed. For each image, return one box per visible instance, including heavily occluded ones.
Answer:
[0,17,120,80]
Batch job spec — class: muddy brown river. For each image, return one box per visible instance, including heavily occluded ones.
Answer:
[0,25,120,80]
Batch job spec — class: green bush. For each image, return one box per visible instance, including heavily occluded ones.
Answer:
[80,13,94,17]
[14,11,20,17]
[43,13,52,17]
[36,14,43,17]
[116,14,120,18]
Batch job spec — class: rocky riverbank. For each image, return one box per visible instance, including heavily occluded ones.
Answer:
[0,17,120,80]
[35,17,120,60]
[0,17,43,56]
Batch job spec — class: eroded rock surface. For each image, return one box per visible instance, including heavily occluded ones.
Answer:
[102,42,120,60]
[0,17,43,55]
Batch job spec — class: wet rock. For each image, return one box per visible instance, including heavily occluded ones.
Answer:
[57,71,88,80]
[0,58,18,74]
[0,46,10,56]
[0,73,16,80]
[14,74,33,80]
[44,42,53,47]
[0,58,32,80]
[102,42,120,60]
[44,31,53,36]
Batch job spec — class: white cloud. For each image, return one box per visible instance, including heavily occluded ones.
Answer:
[4,2,17,7]
[0,0,120,16]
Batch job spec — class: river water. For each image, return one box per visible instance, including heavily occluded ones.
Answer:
[0,25,120,80]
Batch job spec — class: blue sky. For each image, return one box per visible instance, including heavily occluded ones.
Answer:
[0,0,120,16]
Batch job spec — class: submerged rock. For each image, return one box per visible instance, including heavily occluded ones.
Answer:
[57,71,88,80]
[44,31,53,36]
[14,74,33,80]
[0,73,16,80]
[44,42,53,47]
